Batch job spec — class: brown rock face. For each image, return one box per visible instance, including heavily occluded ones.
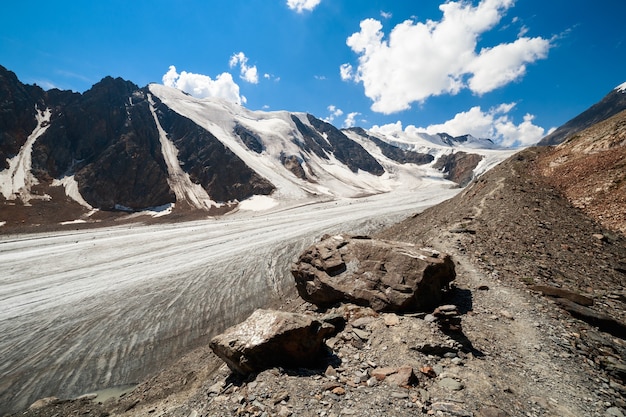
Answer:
[433,151,484,187]
[291,235,455,312]
[209,309,336,375]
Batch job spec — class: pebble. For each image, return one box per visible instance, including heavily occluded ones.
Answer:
[438,377,464,391]
[606,407,625,417]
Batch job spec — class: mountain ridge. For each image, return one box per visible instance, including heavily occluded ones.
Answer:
[539,82,626,146]
[0,65,512,230]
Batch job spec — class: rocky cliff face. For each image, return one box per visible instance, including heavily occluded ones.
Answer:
[432,151,484,187]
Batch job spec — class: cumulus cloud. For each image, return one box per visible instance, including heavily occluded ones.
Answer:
[162,65,245,104]
[324,105,344,123]
[229,52,259,84]
[342,112,361,128]
[372,104,549,147]
[286,0,321,13]
[339,64,354,81]
[341,0,552,113]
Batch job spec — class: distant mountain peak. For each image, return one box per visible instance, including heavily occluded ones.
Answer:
[616,81,626,93]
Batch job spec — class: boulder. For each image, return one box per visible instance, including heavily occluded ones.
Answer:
[209,309,336,375]
[291,235,455,312]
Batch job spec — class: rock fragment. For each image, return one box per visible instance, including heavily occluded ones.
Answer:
[291,234,455,312]
[209,309,335,375]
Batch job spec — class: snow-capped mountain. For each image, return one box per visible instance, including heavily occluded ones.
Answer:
[0,65,514,226]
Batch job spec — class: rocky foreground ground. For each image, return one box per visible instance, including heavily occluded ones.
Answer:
[12,146,626,417]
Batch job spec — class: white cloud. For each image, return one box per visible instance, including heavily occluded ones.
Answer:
[467,36,550,94]
[341,0,552,114]
[342,112,361,128]
[324,105,344,123]
[229,52,259,84]
[380,11,392,19]
[286,0,321,13]
[372,103,549,147]
[339,63,354,81]
[162,65,245,104]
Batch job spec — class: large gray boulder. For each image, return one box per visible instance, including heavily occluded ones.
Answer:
[209,309,336,375]
[291,235,455,312]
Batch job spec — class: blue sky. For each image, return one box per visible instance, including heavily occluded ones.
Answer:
[1,0,625,146]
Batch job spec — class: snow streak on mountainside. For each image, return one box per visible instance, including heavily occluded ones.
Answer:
[0,107,50,202]
[148,94,214,210]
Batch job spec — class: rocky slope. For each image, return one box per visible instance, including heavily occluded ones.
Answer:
[536,109,626,235]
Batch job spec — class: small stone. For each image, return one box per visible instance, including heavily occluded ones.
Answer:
[385,366,416,387]
[477,285,490,291]
[272,391,290,404]
[390,391,409,399]
[277,405,292,417]
[500,310,514,320]
[370,367,397,381]
[606,407,625,417]
[438,377,464,391]
[208,381,225,395]
[478,405,509,417]
[366,377,378,387]
[322,381,342,391]
[437,304,458,312]
[424,314,437,323]
[325,365,338,378]
[352,328,371,340]
[419,366,437,378]
[431,402,472,416]
[351,316,375,329]
[451,357,463,366]
[29,397,59,410]
[331,387,346,396]
[383,314,400,326]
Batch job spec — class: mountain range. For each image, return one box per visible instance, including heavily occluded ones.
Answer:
[0,65,511,229]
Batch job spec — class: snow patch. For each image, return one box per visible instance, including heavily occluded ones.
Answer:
[52,175,93,209]
[238,195,278,212]
[0,221,6,227]
[616,81,626,93]
[0,107,51,203]
[60,219,88,226]
[148,94,218,210]
[119,203,175,219]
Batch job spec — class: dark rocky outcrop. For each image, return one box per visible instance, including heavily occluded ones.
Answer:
[291,235,456,312]
[0,65,45,170]
[280,153,307,180]
[34,79,174,210]
[152,98,275,203]
[292,115,385,176]
[209,309,337,375]
[345,127,434,165]
[433,151,483,187]
[234,123,264,154]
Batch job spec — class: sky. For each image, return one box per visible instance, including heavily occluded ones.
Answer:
[1,0,625,147]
